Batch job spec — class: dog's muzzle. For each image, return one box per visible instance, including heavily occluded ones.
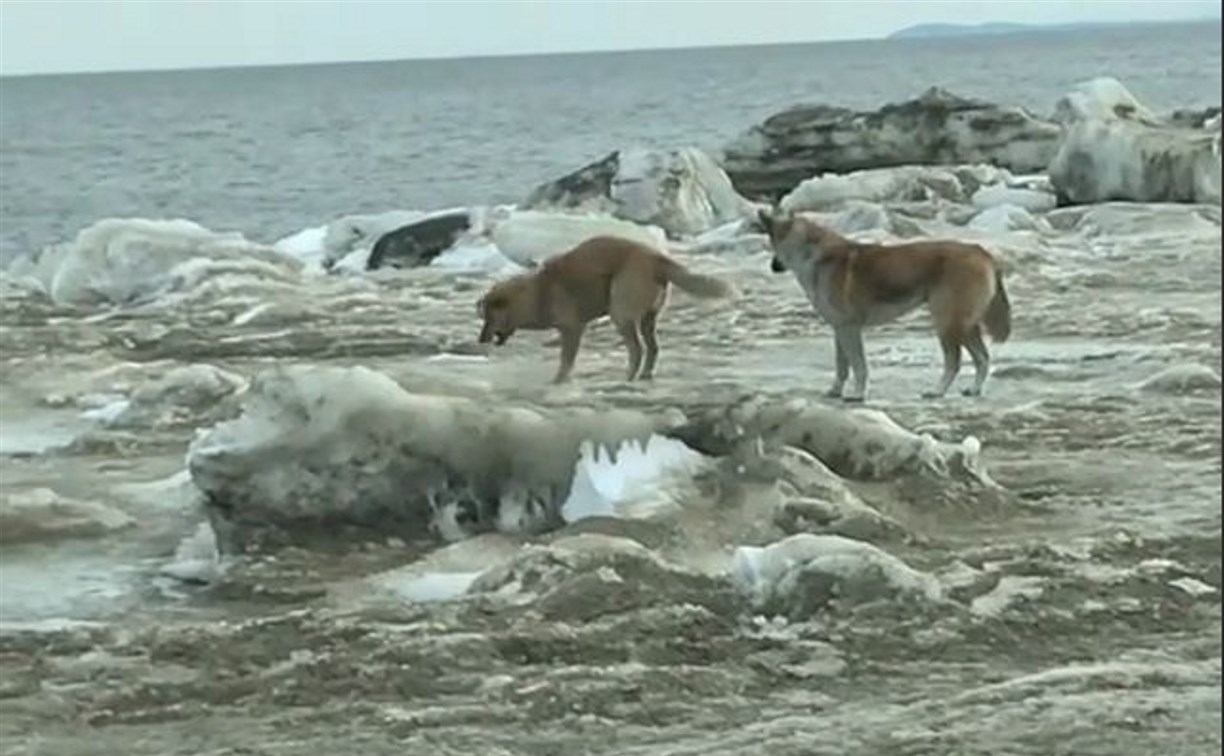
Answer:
[770,257,786,273]
[479,323,510,346]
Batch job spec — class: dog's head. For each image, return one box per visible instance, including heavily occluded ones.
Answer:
[476,279,525,346]
[751,206,803,273]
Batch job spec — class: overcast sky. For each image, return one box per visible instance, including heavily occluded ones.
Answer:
[0,0,1218,76]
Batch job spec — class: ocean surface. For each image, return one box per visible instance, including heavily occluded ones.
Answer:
[0,21,1220,264]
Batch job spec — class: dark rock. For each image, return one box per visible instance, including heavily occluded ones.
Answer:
[522,151,619,211]
[1167,107,1222,130]
[364,211,471,271]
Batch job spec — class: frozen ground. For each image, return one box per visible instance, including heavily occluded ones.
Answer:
[0,192,1220,754]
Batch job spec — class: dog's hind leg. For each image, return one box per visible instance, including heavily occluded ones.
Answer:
[923,326,964,399]
[610,273,658,382]
[834,325,869,402]
[638,309,660,380]
[615,318,645,381]
[961,325,991,397]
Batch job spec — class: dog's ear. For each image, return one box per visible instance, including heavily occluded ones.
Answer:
[756,207,774,234]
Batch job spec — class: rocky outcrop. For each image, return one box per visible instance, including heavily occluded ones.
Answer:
[521,147,757,238]
[1048,78,1222,206]
[364,211,472,270]
[720,87,1063,200]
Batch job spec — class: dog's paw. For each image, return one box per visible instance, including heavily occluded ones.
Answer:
[961,387,983,398]
[841,395,866,404]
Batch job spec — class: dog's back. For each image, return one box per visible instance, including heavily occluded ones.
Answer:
[533,236,662,318]
[541,235,660,278]
[843,237,998,305]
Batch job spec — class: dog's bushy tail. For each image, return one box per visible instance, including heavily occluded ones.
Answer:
[662,259,734,299]
[983,269,1012,343]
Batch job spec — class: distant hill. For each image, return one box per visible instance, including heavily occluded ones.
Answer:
[886,19,1203,40]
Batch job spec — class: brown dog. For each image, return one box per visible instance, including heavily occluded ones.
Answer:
[477,235,733,383]
[756,207,1011,401]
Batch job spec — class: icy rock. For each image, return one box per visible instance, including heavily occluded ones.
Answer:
[104,364,247,430]
[780,165,971,211]
[488,210,668,268]
[970,183,1057,213]
[319,210,425,264]
[467,533,739,620]
[671,395,992,484]
[160,522,224,584]
[1048,118,1221,205]
[560,434,708,524]
[967,204,1049,234]
[1051,77,1162,127]
[1137,364,1222,394]
[187,365,679,554]
[5,218,302,307]
[523,147,756,237]
[0,489,136,545]
[1048,80,1221,205]
[766,445,909,543]
[732,533,943,618]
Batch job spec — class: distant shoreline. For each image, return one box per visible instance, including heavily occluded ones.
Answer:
[888,17,1221,40]
[0,18,1216,80]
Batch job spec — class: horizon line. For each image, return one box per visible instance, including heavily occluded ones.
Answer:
[0,15,1216,80]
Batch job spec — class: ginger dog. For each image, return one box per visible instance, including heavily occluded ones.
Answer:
[477,235,733,383]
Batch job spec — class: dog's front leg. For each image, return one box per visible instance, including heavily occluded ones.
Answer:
[833,325,869,402]
[552,325,585,384]
[826,336,849,398]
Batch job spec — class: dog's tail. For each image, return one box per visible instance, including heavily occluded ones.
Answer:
[982,268,1012,343]
[661,259,734,299]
